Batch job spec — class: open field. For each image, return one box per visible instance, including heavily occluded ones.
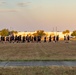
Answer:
[0,41,76,61]
[0,66,76,75]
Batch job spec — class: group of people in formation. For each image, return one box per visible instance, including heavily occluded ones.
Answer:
[63,35,70,43]
[0,34,70,43]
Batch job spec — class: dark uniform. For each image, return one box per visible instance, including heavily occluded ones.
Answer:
[53,36,56,42]
[56,35,59,41]
[22,36,25,43]
[44,36,46,42]
[34,36,36,42]
[67,35,70,41]
[49,35,51,42]
[64,36,66,41]
[37,36,41,42]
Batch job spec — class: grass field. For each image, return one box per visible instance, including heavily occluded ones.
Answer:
[0,41,76,61]
[0,66,76,75]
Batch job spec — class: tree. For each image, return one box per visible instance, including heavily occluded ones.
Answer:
[0,31,1,35]
[10,30,18,35]
[33,30,46,37]
[1,29,9,36]
[62,30,70,36]
[71,30,76,37]
[66,30,70,34]
[62,31,66,35]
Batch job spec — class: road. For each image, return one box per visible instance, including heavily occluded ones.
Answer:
[0,61,76,67]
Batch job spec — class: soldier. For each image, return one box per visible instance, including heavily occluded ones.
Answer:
[26,35,29,42]
[37,36,41,43]
[39,36,41,42]
[67,35,70,41]
[49,35,51,42]
[44,36,46,42]
[65,35,70,43]
[6,36,9,42]
[29,36,31,42]
[10,34,14,43]
[26,35,28,42]
[3,36,5,41]
[53,36,56,42]
[64,36,66,41]
[0,36,1,42]
[22,36,25,43]
[1,36,5,43]
[27,36,30,43]
[56,35,59,42]
[15,35,18,43]
[34,36,36,42]
[18,35,21,42]
[31,36,34,42]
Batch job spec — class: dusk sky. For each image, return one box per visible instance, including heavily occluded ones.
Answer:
[0,0,76,31]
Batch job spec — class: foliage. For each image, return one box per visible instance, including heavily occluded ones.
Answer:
[0,29,18,36]
[10,30,18,35]
[1,29,9,36]
[33,30,46,37]
[71,30,76,36]
[62,31,66,34]
[0,31,1,35]
[62,30,70,35]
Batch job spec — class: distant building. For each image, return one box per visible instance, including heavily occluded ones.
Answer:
[13,31,72,40]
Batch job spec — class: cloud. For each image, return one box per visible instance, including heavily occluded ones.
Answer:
[0,1,6,5]
[17,2,31,7]
[0,9,18,12]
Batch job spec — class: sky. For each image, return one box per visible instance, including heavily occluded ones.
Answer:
[0,0,76,32]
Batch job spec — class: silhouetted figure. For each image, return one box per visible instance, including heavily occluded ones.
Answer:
[29,36,31,42]
[18,35,21,42]
[15,35,18,43]
[1,36,5,41]
[9,34,14,43]
[22,36,25,43]
[26,35,28,42]
[56,35,59,41]
[6,37,9,42]
[27,36,30,42]
[49,35,51,42]
[34,36,36,42]
[64,36,66,41]
[65,35,70,43]
[26,35,29,42]
[31,36,34,42]
[37,36,41,42]
[44,36,46,42]
[53,36,56,42]
[0,36,1,42]
[67,35,70,41]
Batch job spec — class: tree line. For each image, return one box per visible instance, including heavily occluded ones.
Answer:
[0,29,76,37]
[0,29,17,36]
[0,29,46,37]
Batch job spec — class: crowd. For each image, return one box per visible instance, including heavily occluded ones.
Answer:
[0,35,70,43]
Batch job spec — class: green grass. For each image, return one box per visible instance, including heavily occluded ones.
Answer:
[0,41,76,61]
[0,66,76,75]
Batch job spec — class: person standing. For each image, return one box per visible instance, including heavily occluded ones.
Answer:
[44,36,46,42]
[53,36,56,42]
[49,35,52,42]
[67,35,70,41]
[56,35,59,42]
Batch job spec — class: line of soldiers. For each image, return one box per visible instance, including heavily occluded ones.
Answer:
[0,35,41,43]
[44,35,59,42]
[0,35,70,43]
[64,35,70,43]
